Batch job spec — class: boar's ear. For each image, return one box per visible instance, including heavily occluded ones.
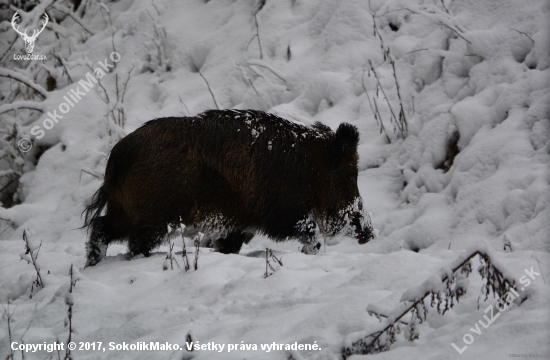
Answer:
[313,121,331,132]
[333,123,359,162]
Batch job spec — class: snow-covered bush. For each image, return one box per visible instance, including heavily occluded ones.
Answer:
[342,243,528,357]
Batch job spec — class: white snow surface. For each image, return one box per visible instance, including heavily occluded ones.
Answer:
[0,0,549,359]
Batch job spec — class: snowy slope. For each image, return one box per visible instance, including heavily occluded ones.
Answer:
[0,0,549,359]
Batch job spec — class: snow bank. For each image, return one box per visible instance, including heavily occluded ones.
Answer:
[0,0,548,358]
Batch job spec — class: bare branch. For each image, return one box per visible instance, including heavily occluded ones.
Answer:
[21,230,44,292]
[52,4,95,35]
[180,223,190,271]
[246,34,258,53]
[86,64,110,104]
[510,29,535,43]
[343,249,524,357]
[390,59,408,134]
[119,66,135,105]
[254,13,263,59]
[178,96,190,116]
[402,48,429,56]
[52,51,74,84]
[197,70,220,110]
[79,168,103,183]
[247,60,287,84]
[404,6,471,44]
[0,101,45,116]
[0,69,48,99]
[368,60,405,136]
[0,35,19,63]
[436,21,471,44]
[362,69,391,143]
[248,79,261,97]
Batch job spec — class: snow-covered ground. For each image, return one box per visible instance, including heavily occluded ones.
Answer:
[0,0,549,358]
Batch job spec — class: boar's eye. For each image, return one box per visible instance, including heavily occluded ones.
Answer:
[348,171,358,182]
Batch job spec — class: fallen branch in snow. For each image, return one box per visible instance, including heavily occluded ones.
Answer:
[0,101,45,116]
[247,60,287,84]
[366,304,409,326]
[0,69,48,99]
[342,245,526,358]
[264,248,283,278]
[20,230,44,297]
[509,29,535,43]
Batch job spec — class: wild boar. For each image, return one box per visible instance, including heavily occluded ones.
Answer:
[83,109,374,266]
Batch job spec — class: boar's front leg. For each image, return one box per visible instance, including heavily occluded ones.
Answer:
[214,231,254,254]
[296,218,321,255]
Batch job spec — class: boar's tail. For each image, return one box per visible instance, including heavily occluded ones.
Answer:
[82,185,109,231]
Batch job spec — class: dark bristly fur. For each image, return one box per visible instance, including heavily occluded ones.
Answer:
[83,109,374,266]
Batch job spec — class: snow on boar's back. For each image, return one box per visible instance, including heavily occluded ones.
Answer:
[83,109,374,266]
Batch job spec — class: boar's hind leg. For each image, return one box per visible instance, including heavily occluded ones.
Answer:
[214,231,254,254]
[85,216,118,267]
[127,226,165,258]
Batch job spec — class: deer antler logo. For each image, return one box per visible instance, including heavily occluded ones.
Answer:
[11,12,48,54]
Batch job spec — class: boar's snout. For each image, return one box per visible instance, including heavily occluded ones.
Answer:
[357,228,373,244]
